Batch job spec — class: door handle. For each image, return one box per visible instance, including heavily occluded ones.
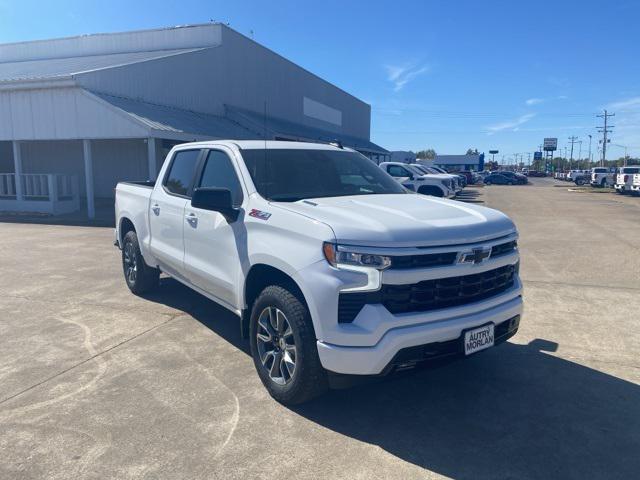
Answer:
[151,204,160,216]
[185,213,198,228]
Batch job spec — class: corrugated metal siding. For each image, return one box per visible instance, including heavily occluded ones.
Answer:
[75,25,371,140]
[0,48,205,82]
[0,87,147,141]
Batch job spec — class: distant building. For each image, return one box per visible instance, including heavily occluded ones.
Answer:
[430,154,484,172]
[0,23,388,218]
[389,151,416,164]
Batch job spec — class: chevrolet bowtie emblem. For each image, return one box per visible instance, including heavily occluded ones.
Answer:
[459,247,491,264]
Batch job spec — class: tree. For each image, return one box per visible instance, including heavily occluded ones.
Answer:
[466,148,479,155]
[416,149,436,160]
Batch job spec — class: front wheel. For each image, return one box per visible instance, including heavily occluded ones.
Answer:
[122,230,159,294]
[250,285,328,405]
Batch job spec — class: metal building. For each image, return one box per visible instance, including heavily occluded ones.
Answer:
[0,24,388,218]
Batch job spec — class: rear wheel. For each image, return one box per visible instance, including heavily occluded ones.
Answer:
[576,178,585,186]
[122,230,159,294]
[250,285,327,405]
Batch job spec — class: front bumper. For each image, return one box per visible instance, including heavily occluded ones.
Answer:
[316,287,523,375]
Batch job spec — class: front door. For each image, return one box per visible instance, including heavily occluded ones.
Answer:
[183,148,246,309]
[149,148,202,277]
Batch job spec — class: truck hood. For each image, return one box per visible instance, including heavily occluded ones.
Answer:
[274,194,516,247]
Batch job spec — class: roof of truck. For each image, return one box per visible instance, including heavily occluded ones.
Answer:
[174,140,353,151]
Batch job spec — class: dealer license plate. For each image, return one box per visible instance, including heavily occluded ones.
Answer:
[464,324,495,356]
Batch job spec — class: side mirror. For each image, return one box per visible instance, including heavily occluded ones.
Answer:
[191,187,239,222]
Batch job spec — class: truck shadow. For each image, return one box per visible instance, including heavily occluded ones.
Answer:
[145,278,640,479]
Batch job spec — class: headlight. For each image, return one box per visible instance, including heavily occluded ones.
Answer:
[323,243,391,270]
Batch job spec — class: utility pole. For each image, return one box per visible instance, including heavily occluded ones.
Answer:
[587,134,592,165]
[597,110,615,167]
[577,141,583,168]
[568,136,578,170]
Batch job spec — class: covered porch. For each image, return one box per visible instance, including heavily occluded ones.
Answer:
[0,88,255,219]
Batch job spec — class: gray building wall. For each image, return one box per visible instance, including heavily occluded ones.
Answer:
[76,25,371,140]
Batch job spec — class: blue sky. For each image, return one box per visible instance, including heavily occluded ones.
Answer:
[1,0,639,160]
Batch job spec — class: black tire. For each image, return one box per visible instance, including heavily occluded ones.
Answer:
[576,178,585,186]
[122,230,160,295]
[507,181,514,185]
[250,285,328,405]
[418,186,445,197]
[485,180,492,185]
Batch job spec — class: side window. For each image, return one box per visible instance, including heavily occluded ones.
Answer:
[198,150,244,206]
[388,165,409,177]
[164,149,201,196]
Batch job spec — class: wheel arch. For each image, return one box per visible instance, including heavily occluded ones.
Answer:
[119,217,136,245]
[241,263,309,339]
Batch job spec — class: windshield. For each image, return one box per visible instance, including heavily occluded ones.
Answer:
[241,148,406,202]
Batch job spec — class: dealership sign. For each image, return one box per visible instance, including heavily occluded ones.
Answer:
[534,151,543,160]
[543,138,558,151]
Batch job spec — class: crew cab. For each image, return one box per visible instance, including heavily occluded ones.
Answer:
[115,141,523,405]
[590,167,615,187]
[379,161,456,197]
[614,167,640,194]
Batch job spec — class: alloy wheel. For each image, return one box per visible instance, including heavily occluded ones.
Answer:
[256,306,297,385]
[123,241,138,284]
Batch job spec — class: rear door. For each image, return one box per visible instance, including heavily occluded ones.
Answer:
[149,148,203,277]
[183,148,246,309]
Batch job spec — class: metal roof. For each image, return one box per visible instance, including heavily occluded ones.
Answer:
[93,92,256,139]
[225,105,388,154]
[0,48,206,82]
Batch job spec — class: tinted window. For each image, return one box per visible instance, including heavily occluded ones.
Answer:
[593,168,606,173]
[388,165,410,177]
[164,149,201,196]
[198,150,243,206]
[241,149,405,202]
[623,167,640,174]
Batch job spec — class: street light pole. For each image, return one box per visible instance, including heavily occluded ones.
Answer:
[587,134,592,165]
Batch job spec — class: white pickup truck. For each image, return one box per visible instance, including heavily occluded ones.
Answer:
[590,167,615,187]
[378,161,456,197]
[630,173,640,195]
[115,141,523,404]
[614,167,640,194]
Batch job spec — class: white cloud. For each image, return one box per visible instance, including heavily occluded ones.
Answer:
[606,96,640,110]
[525,98,543,106]
[486,113,536,135]
[384,64,429,92]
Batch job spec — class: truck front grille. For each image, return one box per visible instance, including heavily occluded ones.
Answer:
[338,264,516,323]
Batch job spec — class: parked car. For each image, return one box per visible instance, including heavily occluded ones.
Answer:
[115,141,523,405]
[497,171,528,184]
[590,167,615,187]
[484,173,517,185]
[410,164,464,192]
[379,162,455,197]
[528,171,547,177]
[614,167,640,194]
[567,170,590,182]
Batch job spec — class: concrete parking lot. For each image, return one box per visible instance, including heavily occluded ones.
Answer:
[1,177,639,480]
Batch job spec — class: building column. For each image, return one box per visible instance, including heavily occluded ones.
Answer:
[83,139,95,219]
[12,141,23,201]
[147,137,157,181]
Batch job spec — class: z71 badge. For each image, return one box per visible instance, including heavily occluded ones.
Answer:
[248,209,272,221]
